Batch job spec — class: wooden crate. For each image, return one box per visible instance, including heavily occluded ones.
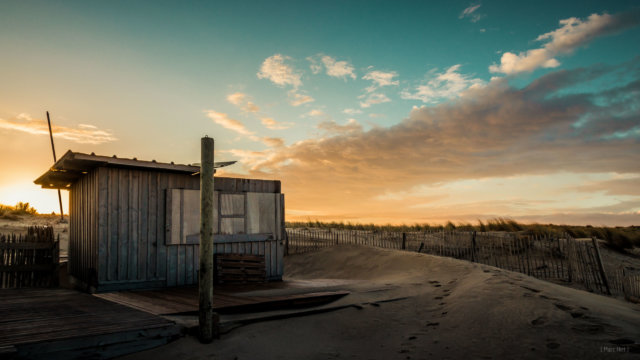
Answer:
[215,254,266,284]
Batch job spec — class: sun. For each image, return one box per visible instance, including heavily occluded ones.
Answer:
[0,181,69,215]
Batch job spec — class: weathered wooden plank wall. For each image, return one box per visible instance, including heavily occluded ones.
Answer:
[69,169,99,287]
[71,167,283,292]
[94,168,200,291]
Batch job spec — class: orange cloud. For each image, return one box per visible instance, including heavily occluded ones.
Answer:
[226,62,640,225]
[261,117,293,130]
[0,113,116,144]
[205,110,253,136]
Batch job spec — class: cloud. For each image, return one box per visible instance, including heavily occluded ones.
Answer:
[360,93,391,108]
[205,110,253,136]
[576,176,640,196]
[226,92,246,105]
[317,119,363,135]
[459,3,484,23]
[307,109,326,117]
[401,64,485,103]
[261,137,285,148]
[205,111,284,148]
[308,57,322,74]
[229,61,640,223]
[0,113,116,144]
[227,92,260,113]
[257,54,302,88]
[307,55,356,80]
[343,108,363,115]
[490,11,640,75]
[226,92,291,130]
[288,90,315,106]
[261,117,293,130]
[362,70,399,92]
[322,56,356,79]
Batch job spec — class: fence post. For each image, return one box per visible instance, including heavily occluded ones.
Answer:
[565,237,573,283]
[523,236,532,276]
[284,231,289,256]
[591,237,611,295]
[471,231,477,262]
[402,233,406,250]
[53,234,60,287]
[621,267,629,301]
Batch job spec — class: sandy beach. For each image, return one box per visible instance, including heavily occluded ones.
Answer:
[120,245,640,359]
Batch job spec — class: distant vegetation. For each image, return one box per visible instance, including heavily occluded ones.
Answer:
[286,218,640,250]
[0,202,39,220]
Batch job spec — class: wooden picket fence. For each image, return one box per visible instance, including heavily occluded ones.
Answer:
[0,226,59,288]
[285,228,640,303]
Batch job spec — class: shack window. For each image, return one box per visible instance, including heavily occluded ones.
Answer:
[166,190,281,245]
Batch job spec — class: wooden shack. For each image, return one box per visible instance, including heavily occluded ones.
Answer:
[34,151,284,292]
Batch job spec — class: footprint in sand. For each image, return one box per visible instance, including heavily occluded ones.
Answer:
[426,322,440,327]
[538,294,559,301]
[554,303,572,312]
[520,285,541,293]
[571,324,605,334]
[434,296,443,300]
[531,316,547,326]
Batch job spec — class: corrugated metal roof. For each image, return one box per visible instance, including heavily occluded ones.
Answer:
[34,151,236,189]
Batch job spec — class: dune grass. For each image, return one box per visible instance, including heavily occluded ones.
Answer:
[286,218,640,250]
[0,202,39,220]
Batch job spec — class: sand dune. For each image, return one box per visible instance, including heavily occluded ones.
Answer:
[121,245,640,359]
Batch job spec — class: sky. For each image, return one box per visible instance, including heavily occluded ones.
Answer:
[1,1,639,226]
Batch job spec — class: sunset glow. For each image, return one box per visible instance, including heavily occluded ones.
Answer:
[1,1,639,225]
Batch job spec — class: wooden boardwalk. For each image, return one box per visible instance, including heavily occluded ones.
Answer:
[0,288,181,359]
[95,286,350,315]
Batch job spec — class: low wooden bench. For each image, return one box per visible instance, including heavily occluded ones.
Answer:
[215,254,266,284]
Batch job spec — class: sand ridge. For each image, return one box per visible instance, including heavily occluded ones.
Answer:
[120,245,640,359]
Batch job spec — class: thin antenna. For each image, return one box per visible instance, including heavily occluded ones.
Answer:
[46,111,64,221]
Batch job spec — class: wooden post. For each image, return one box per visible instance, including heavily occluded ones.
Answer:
[199,136,215,343]
[284,231,289,256]
[591,237,611,295]
[46,112,64,221]
[471,231,477,262]
[402,232,406,250]
[621,267,629,301]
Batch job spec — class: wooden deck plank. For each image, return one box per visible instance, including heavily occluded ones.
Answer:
[94,286,349,316]
[0,288,179,357]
